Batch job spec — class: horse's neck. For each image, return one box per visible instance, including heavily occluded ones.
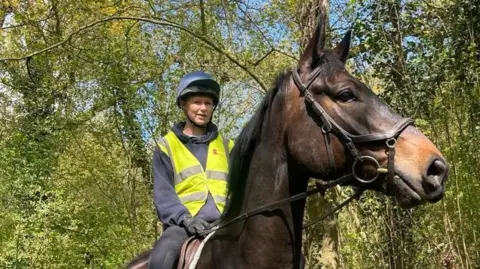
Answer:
[200,100,309,268]
[228,141,308,268]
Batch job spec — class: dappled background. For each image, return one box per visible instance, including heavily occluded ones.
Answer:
[0,0,479,268]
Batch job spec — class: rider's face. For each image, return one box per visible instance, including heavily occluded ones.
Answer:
[181,95,214,126]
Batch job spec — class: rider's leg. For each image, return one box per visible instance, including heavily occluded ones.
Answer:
[148,226,188,269]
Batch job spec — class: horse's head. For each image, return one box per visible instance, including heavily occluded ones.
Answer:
[285,16,448,208]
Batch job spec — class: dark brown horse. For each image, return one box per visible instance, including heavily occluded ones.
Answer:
[128,15,448,269]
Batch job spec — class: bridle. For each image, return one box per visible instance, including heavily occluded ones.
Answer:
[292,66,414,188]
[199,66,414,236]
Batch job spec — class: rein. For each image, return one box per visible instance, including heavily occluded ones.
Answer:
[200,66,414,236]
[199,176,362,236]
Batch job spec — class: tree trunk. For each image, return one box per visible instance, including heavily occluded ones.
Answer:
[298,0,329,50]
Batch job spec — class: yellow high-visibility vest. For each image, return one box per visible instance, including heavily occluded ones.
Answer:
[157,131,234,216]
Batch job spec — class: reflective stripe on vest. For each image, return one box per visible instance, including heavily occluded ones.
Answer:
[163,132,230,216]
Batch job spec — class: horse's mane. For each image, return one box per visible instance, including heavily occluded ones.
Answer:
[221,72,290,221]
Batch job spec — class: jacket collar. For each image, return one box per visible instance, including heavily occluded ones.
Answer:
[172,121,219,143]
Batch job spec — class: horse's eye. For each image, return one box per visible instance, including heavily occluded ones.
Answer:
[337,89,356,102]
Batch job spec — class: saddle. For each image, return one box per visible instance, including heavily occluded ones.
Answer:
[177,236,202,269]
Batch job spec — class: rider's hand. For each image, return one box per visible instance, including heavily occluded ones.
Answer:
[181,214,210,235]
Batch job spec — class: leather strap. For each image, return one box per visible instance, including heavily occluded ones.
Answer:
[347,118,413,143]
[323,128,336,172]
[387,139,396,194]
[292,67,323,94]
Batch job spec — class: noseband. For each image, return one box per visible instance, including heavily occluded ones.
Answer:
[292,67,413,189]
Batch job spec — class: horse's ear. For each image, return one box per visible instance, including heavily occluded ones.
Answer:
[333,30,351,63]
[299,13,327,69]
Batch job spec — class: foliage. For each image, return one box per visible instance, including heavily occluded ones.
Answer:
[332,0,480,268]
[0,0,478,268]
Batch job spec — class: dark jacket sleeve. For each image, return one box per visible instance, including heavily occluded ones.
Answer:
[152,147,190,226]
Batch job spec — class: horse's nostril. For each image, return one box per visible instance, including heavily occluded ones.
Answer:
[425,159,448,189]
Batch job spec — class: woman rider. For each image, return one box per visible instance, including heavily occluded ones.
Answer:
[148,71,233,269]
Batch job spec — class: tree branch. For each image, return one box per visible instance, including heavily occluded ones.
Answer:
[273,49,299,61]
[0,15,268,91]
[199,0,206,35]
[234,0,273,48]
[253,48,274,66]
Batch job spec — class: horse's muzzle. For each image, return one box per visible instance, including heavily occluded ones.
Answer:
[422,157,449,202]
